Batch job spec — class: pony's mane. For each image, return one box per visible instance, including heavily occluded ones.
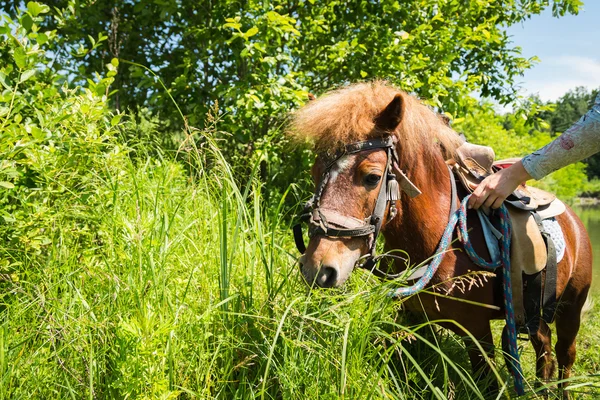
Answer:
[289,81,462,161]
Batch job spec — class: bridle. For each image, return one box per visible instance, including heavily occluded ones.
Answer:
[293,136,421,271]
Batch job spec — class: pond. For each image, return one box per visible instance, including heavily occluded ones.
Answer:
[573,204,600,296]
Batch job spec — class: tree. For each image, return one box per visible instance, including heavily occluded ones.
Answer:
[2,0,583,120]
[541,86,595,134]
[0,0,585,191]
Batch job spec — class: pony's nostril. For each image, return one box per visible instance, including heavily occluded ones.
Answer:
[317,265,338,288]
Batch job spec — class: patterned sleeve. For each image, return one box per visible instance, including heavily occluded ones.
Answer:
[522,93,600,180]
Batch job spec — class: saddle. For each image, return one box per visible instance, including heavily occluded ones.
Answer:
[452,142,567,331]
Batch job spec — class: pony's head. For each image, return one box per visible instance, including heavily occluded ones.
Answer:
[289,82,461,288]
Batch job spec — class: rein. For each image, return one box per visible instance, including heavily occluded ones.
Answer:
[389,193,525,395]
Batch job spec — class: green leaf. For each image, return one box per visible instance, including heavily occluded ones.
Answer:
[223,22,241,30]
[0,182,15,189]
[111,114,122,126]
[111,58,119,67]
[360,70,368,78]
[244,26,259,38]
[20,69,36,83]
[37,32,48,44]
[0,72,10,90]
[27,1,49,16]
[30,125,44,140]
[13,48,27,69]
[21,14,33,31]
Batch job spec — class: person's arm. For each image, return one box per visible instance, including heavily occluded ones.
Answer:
[468,93,600,209]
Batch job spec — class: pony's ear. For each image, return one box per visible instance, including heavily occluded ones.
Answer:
[375,94,403,132]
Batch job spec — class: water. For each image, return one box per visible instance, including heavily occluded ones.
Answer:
[572,204,600,295]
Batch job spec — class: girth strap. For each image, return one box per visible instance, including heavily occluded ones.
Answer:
[532,212,558,323]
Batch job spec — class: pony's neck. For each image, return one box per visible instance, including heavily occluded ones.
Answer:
[383,145,454,267]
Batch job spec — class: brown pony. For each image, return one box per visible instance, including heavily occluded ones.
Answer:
[290,82,592,398]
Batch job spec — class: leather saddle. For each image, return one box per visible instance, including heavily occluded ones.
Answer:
[451,142,566,329]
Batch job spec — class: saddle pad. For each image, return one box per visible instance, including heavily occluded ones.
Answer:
[541,218,566,264]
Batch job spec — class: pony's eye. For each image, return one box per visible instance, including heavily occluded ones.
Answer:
[365,174,382,186]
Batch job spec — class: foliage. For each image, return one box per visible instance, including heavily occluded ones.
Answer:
[0,12,505,392]
[1,3,600,399]
[0,0,586,195]
[17,0,582,115]
[0,4,125,266]
[540,86,597,134]
[0,137,512,399]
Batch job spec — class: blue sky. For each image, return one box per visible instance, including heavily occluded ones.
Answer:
[506,2,600,101]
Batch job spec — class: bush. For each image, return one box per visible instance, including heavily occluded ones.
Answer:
[0,5,125,270]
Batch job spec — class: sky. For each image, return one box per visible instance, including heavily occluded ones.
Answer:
[506,1,600,102]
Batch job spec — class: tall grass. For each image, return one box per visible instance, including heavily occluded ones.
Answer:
[2,108,513,399]
[2,66,598,400]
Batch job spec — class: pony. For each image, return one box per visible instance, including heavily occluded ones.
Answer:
[290,82,592,398]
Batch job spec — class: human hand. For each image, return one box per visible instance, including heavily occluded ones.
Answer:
[468,161,533,210]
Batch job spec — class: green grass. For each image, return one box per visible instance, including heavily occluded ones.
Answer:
[3,127,599,399]
[0,128,473,398]
[0,81,598,398]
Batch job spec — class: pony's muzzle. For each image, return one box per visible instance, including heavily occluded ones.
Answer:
[299,236,363,288]
[300,259,339,288]
[315,264,338,288]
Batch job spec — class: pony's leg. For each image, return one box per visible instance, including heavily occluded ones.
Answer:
[529,320,555,397]
[463,322,498,397]
[554,291,588,400]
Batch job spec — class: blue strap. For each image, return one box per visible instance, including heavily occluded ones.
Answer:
[389,195,525,395]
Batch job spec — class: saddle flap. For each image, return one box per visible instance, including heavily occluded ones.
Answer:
[507,205,548,327]
[508,205,548,275]
[476,204,548,326]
